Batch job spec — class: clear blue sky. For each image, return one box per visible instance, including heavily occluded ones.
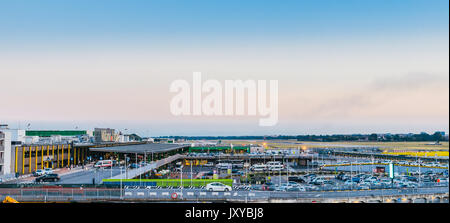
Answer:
[0,0,448,136]
[1,0,448,48]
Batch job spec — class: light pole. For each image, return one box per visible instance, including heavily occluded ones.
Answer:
[136,153,141,187]
[110,160,113,178]
[180,164,184,198]
[120,166,123,199]
[125,154,128,179]
[418,158,421,186]
[350,161,353,190]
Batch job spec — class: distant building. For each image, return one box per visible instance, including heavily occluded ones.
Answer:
[0,125,12,175]
[94,128,117,143]
[18,130,91,145]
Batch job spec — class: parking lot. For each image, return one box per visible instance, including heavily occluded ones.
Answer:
[159,151,450,193]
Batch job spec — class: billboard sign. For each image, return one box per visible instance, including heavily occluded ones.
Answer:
[389,163,394,179]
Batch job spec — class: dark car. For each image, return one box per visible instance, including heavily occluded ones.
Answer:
[250,184,264,191]
[304,174,316,178]
[129,163,140,169]
[406,176,418,182]
[35,174,60,182]
[288,176,306,183]
[262,182,276,191]
[336,173,345,180]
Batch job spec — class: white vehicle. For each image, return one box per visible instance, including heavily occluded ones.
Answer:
[94,160,113,168]
[311,178,327,185]
[251,164,267,171]
[267,161,284,170]
[216,163,232,170]
[380,179,391,185]
[206,182,232,192]
[34,169,45,176]
[344,181,357,186]
[365,176,378,183]
[44,168,53,175]
[267,150,282,155]
[269,166,284,171]
[204,162,214,167]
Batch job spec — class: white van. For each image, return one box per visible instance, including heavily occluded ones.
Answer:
[94,160,113,168]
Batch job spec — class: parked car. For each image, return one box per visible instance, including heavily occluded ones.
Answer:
[250,184,264,191]
[311,178,326,185]
[357,185,370,190]
[129,163,140,169]
[250,164,267,171]
[266,161,284,170]
[206,182,232,192]
[322,180,335,185]
[336,173,346,180]
[288,176,306,183]
[269,166,284,171]
[262,182,276,191]
[216,163,232,170]
[344,180,357,186]
[33,169,45,177]
[44,168,53,175]
[287,185,306,192]
[35,174,60,182]
[303,173,316,179]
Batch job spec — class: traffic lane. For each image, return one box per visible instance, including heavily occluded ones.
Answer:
[56,167,122,184]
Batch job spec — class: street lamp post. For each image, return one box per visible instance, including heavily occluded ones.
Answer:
[180,164,184,198]
[418,158,421,185]
[120,166,123,199]
[350,161,353,190]
[125,154,128,179]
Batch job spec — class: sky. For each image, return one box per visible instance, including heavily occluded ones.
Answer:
[0,0,449,136]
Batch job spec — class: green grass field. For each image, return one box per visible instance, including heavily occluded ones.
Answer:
[102,179,233,187]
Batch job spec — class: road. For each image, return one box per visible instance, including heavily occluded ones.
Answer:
[9,167,123,185]
[57,167,123,184]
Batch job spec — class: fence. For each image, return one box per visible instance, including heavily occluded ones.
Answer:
[1,186,448,203]
[0,188,121,202]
